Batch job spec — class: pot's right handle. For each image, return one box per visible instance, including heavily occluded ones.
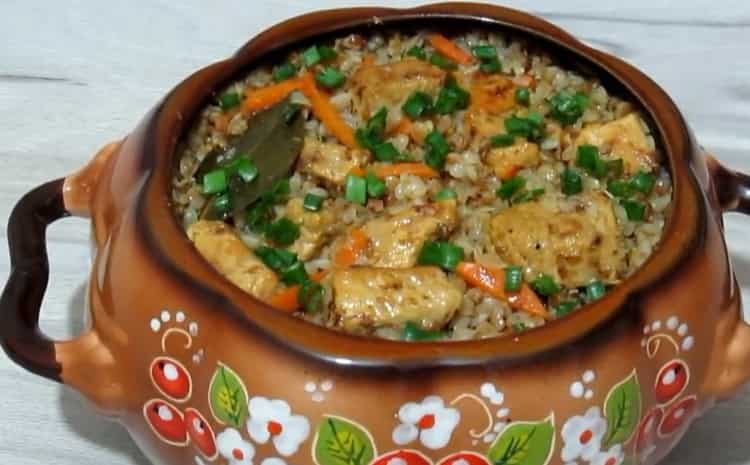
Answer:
[707,155,750,398]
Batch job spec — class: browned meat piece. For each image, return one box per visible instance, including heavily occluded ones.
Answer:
[285,197,338,260]
[486,139,541,179]
[299,137,370,186]
[576,113,658,174]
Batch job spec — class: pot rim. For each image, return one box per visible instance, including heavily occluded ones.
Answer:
[133,2,704,368]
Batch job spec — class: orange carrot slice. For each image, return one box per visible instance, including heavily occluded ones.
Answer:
[268,269,329,312]
[373,162,439,179]
[333,228,369,268]
[455,261,550,319]
[299,73,357,148]
[428,33,475,65]
[242,78,301,113]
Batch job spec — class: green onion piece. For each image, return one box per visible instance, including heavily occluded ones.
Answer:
[515,87,531,105]
[607,179,633,198]
[406,46,427,60]
[504,114,544,140]
[429,53,458,69]
[365,171,386,198]
[496,175,526,199]
[203,169,228,194]
[621,199,646,221]
[549,90,590,125]
[435,75,470,114]
[403,321,444,341]
[512,187,545,204]
[218,91,241,110]
[586,280,606,301]
[246,201,273,233]
[504,265,523,292]
[265,217,301,246]
[472,44,497,59]
[561,167,583,195]
[213,192,232,214]
[424,129,452,170]
[631,170,656,193]
[512,321,527,332]
[532,273,562,296]
[576,144,600,172]
[298,280,325,312]
[491,133,515,147]
[402,91,434,119]
[480,56,502,73]
[303,193,325,211]
[345,174,367,205]
[553,300,579,316]
[280,260,309,285]
[435,187,457,200]
[254,246,298,271]
[355,107,389,150]
[233,157,259,183]
[302,46,322,66]
[374,142,400,162]
[318,45,337,61]
[315,66,346,89]
[273,62,298,81]
[417,240,465,271]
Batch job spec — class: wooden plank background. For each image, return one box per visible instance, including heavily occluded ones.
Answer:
[1,1,748,464]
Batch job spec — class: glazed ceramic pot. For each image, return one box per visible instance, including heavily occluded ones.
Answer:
[3,4,750,465]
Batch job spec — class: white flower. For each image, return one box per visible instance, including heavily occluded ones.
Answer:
[261,458,294,465]
[246,397,311,456]
[480,383,505,405]
[217,428,255,465]
[392,395,461,449]
[591,444,624,465]
[561,407,607,462]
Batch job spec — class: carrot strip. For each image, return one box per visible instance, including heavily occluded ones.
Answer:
[455,261,551,319]
[333,228,369,268]
[298,73,357,148]
[498,164,521,180]
[373,162,439,179]
[390,117,413,136]
[242,78,301,113]
[428,33,475,65]
[348,166,366,177]
[268,269,329,312]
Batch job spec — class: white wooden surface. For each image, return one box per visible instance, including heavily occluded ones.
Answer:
[1,1,749,463]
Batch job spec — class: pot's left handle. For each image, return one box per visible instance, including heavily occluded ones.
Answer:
[0,142,121,403]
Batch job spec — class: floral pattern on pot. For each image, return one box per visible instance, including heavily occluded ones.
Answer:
[217,428,255,465]
[392,396,461,449]
[247,396,311,456]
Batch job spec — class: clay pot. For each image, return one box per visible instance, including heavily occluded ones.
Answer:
[3,4,750,465]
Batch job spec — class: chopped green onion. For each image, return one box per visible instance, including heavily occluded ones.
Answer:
[491,133,515,147]
[621,199,646,221]
[496,175,526,199]
[586,280,606,301]
[435,187,457,200]
[406,46,427,60]
[504,265,523,292]
[273,62,298,81]
[218,91,241,110]
[302,46,322,66]
[561,167,583,195]
[213,192,233,214]
[424,129,452,170]
[549,90,590,125]
[515,87,531,105]
[365,171,386,198]
[472,44,497,59]
[480,56,502,73]
[303,193,325,211]
[402,91,434,119]
[232,157,259,183]
[429,53,457,69]
[265,217,301,246]
[280,260,309,285]
[318,45,337,61]
[512,187,545,204]
[532,273,562,296]
[576,144,600,171]
[417,240,465,271]
[553,300,579,316]
[505,114,544,140]
[374,142,400,162]
[512,321,527,332]
[356,107,388,150]
[607,179,634,198]
[203,169,228,194]
[631,170,656,193]
[315,66,346,89]
[435,75,470,114]
[403,321,444,341]
[254,246,298,271]
[345,174,367,205]
[298,280,325,312]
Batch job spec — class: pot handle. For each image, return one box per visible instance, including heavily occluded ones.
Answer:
[706,155,750,397]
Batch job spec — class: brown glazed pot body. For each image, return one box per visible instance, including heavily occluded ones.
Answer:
[3,4,750,465]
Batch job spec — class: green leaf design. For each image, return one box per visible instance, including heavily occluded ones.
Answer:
[487,414,555,465]
[603,369,642,448]
[208,362,249,428]
[313,415,376,465]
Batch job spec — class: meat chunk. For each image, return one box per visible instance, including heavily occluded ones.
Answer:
[299,137,370,186]
[486,140,540,179]
[465,74,516,138]
[489,192,623,287]
[361,200,458,268]
[187,220,278,298]
[332,266,463,331]
[576,113,657,174]
[351,58,446,120]
[285,197,337,260]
